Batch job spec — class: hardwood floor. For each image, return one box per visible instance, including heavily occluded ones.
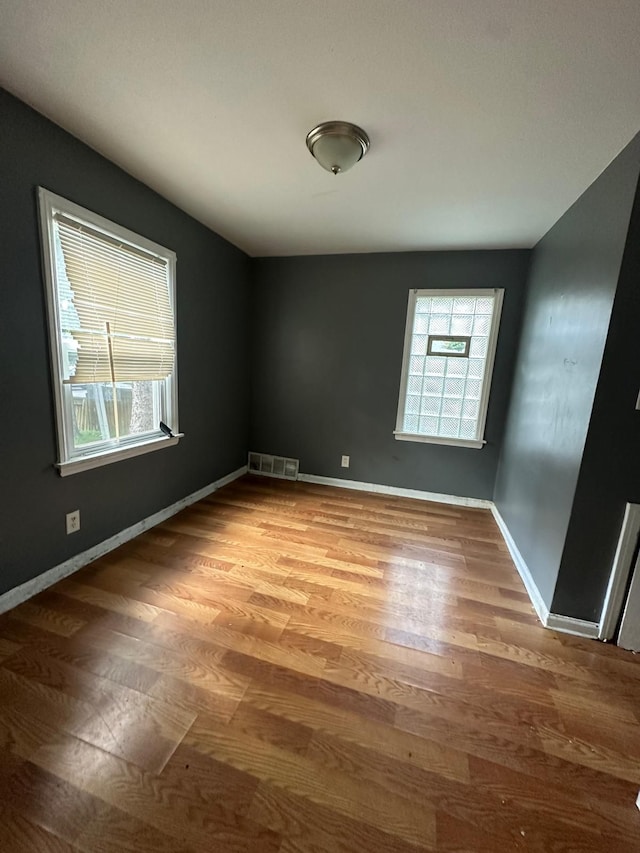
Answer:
[1,474,640,851]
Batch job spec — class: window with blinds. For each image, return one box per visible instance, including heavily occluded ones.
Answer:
[39,188,179,475]
[394,288,503,449]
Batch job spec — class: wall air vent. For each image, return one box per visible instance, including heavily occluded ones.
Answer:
[248,452,299,481]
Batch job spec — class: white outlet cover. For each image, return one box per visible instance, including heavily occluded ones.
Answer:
[66,510,80,534]
[341,455,350,467]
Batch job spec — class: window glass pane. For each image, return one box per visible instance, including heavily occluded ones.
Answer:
[462,399,479,419]
[128,380,160,435]
[425,356,446,376]
[472,315,491,335]
[406,375,423,394]
[470,337,488,358]
[465,379,482,399]
[467,358,484,378]
[413,314,429,334]
[69,385,114,446]
[452,297,476,314]
[431,298,453,313]
[428,336,469,356]
[460,419,478,439]
[405,395,421,414]
[445,358,468,378]
[410,334,427,355]
[444,378,465,397]
[398,289,500,442]
[450,314,473,335]
[409,355,425,375]
[439,418,460,437]
[475,298,494,314]
[420,396,441,416]
[428,314,451,334]
[423,377,444,396]
[419,416,439,434]
[69,380,161,450]
[441,398,462,417]
[404,414,419,432]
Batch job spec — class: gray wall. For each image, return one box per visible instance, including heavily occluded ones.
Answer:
[250,251,529,499]
[0,89,251,596]
[494,133,640,612]
[553,156,640,619]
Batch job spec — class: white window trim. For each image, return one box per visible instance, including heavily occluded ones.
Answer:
[38,187,182,476]
[394,287,504,449]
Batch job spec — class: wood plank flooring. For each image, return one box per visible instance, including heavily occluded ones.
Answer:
[1,474,640,851]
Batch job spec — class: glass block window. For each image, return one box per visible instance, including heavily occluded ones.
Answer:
[395,289,504,447]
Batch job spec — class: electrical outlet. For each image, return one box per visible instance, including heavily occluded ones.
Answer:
[66,510,80,535]
[341,455,350,468]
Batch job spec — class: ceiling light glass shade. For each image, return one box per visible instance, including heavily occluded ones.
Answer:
[306,121,370,175]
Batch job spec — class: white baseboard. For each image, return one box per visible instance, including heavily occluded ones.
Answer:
[490,505,600,639]
[297,473,493,509]
[0,465,247,616]
[545,613,600,639]
[490,504,550,625]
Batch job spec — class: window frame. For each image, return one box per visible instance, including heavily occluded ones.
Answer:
[394,287,504,449]
[38,187,181,477]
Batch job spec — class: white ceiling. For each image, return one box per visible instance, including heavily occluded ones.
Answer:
[1,1,640,257]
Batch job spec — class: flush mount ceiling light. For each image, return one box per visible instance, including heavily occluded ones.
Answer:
[306,121,370,175]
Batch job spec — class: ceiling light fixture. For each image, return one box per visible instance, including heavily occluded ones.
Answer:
[306,121,370,175]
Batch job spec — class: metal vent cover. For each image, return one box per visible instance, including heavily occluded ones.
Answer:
[248,452,299,481]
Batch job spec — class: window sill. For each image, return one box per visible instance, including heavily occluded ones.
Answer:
[56,433,184,477]
[393,431,485,449]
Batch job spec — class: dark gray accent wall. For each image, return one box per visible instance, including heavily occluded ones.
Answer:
[0,89,251,596]
[250,251,529,499]
[553,154,640,620]
[494,133,640,612]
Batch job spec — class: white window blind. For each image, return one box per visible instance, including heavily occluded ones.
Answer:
[39,187,180,476]
[55,214,175,385]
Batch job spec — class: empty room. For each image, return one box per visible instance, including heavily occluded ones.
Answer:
[1,1,640,850]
